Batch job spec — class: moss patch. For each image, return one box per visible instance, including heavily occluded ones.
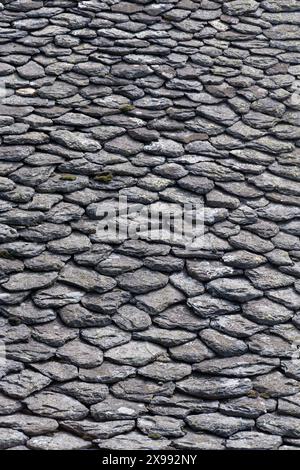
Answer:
[148,433,161,440]
[119,104,135,113]
[8,316,22,326]
[94,172,113,183]
[59,174,77,181]
[0,250,13,259]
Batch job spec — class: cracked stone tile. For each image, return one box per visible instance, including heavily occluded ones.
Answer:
[139,361,191,382]
[56,339,103,368]
[62,419,135,440]
[113,304,151,332]
[135,284,185,314]
[0,300,56,325]
[207,277,263,302]
[133,326,196,348]
[210,314,266,338]
[6,340,56,363]
[104,340,165,367]
[59,303,111,328]
[248,333,295,358]
[0,394,22,415]
[111,378,175,403]
[173,432,225,450]
[0,414,58,436]
[186,413,254,437]
[24,391,88,420]
[187,293,240,318]
[0,428,27,450]
[154,304,208,332]
[2,271,58,292]
[278,393,300,418]
[169,338,214,364]
[137,415,185,438]
[32,283,84,308]
[257,414,300,438]
[51,381,108,406]
[27,432,91,450]
[194,355,279,377]
[177,376,252,400]
[31,361,78,383]
[59,263,116,293]
[226,431,282,450]
[243,298,293,325]
[79,363,135,385]
[253,371,300,398]
[96,431,171,450]
[117,268,168,294]
[0,369,51,399]
[91,396,147,422]
[187,260,241,282]
[219,396,276,419]
[81,289,131,316]
[199,329,248,357]
[81,325,131,350]
[32,319,78,347]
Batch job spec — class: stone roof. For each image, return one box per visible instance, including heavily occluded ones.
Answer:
[0,0,299,451]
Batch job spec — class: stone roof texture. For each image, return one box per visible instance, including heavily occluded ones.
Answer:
[0,0,299,450]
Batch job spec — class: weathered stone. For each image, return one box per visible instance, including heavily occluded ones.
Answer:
[219,397,275,419]
[2,271,57,291]
[105,341,165,367]
[0,414,58,436]
[139,361,191,382]
[117,268,168,294]
[207,278,263,302]
[0,300,56,325]
[135,285,185,314]
[137,415,184,438]
[91,397,147,421]
[253,371,300,398]
[227,431,282,450]
[211,314,265,338]
[187,294,240,318]
[0,428,27,449]
[33,284,84,308]
[200,329,247,357]
[56,339,103,368]
[177,376,252,399]
[61,419,135,440]
[27,432,91,450]
[246,265,294,290]
[0,394,22,415]
[257,414,300,438]
[96,431,171,450]
[186,413,254,437]
[111,378,175,403]
[52,381,108,406]
[81,326,131,350]
[59,263,116,293]
[24,391,88,420]
[154,304,208,332]
[113,305,151,332]
[31,362,78,383]
[79,363,135,384]
[133,327,195,348]
[0,370,51,399]
[194,355,279,377]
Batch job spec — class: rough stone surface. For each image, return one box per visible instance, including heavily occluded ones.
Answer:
[0,0,298,450]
